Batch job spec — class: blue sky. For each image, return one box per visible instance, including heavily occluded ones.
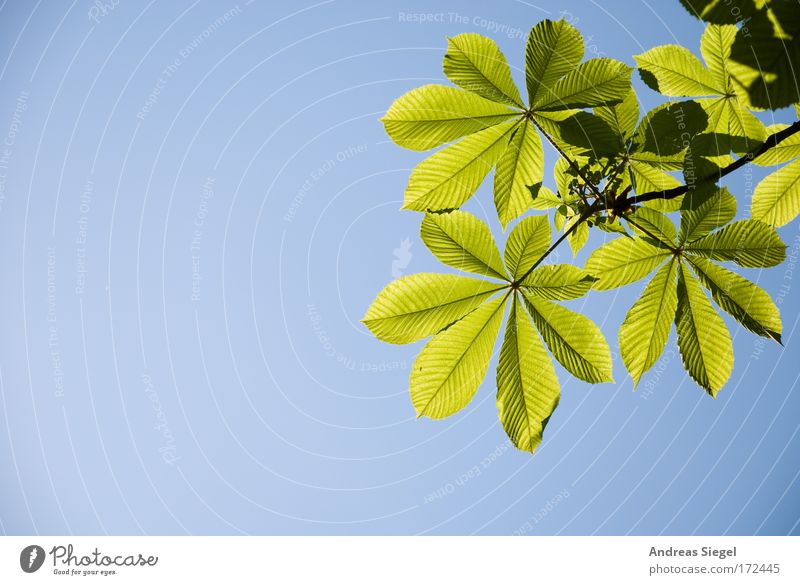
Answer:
[0,0,798,535]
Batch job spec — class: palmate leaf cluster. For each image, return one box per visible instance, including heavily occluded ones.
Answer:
[364,10,798,456]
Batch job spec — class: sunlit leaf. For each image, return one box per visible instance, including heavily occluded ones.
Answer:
[363,273,505,344]
[635,44,723,96]
[403,119,520,211]
[533,58,632,111]
[751,157,800,227]
[382,84,519,151]
[620,258,679,386]
[585,236,671,290]
[494,120,544,227]
[522,292,614,383]
[444,33,524,107]
[420,210,508,279]
[753,123,800,166]
[686,219,786,267]
[497,296,559,453]
[679,186,737,243]
[700,23,737,93]
[595,88,639,142]
[504,215,552,281]
[522,264,596,299]
[627,207,677,247]
[411,296,507,418]
[525,19,584,107]
[675,262,733,397]
[688,256,782,342]
[529,185,563,210]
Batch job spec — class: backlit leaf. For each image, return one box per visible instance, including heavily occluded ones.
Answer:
[585,236,671,290]
[688,256,782,342]
[533,58,632,111]
[403,119,520,211]
[363,273,505,344]
[522,292,614,383]
[411,296,507,418]
[675,262,733,396]
[526,19,584,107]
[619,258,679,386]
[504,215,552,281]
[382,84,519,151]
[444,33,524,107]
[751,157,800,227]
[635,44,722,97]
[679,186,737,243]
[497,296,560,453]
[522,264,596,300]
[686,219,786,267]
[420,210,508,279]
[494,120,544,227]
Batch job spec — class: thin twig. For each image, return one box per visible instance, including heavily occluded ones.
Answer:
[623,215,678,254]
[530,116,605,200]
[514,200,604,286]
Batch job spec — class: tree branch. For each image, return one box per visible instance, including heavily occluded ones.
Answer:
[619,120,800,207]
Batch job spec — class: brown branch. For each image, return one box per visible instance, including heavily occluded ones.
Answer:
[620,120,800,207]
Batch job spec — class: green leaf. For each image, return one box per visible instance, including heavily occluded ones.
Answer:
[630,101,710,163]
[529,185,562,210]
[533,58,632,111]
[679,186,737,243]
[721,98,766,151]
[420,210,508,280]
[566,215,590,256]
[444,33,524,107]
[594,216,629,235]
[678,0,761,25]
[627,207,677,248]
[504,215,552,281]
[382,84,519,151]
[552,157,581,202]
[619,258,679,386]
[751,157,800,227]
[497,296,560,453]
[494,120,544,227]
[753,124,800,166]
[411,295,507,418]
[628,161,684,212]
[700,24,737,93]
[694,98,766,154]
[537,110,623,157]
[595,88,639,142]
[522,292,614,383]
[675,262,733,397]
[585,236,671,290]
[522,264,596,300]
[688,256,782,342]
[363,273,505,343]
[525,19,584,107]
[686,219,786,267]
[403,119,519,211]
[635,45,723,97]
[727,4,800,109]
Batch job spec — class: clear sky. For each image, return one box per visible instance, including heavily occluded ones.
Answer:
[0,0,797,535]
